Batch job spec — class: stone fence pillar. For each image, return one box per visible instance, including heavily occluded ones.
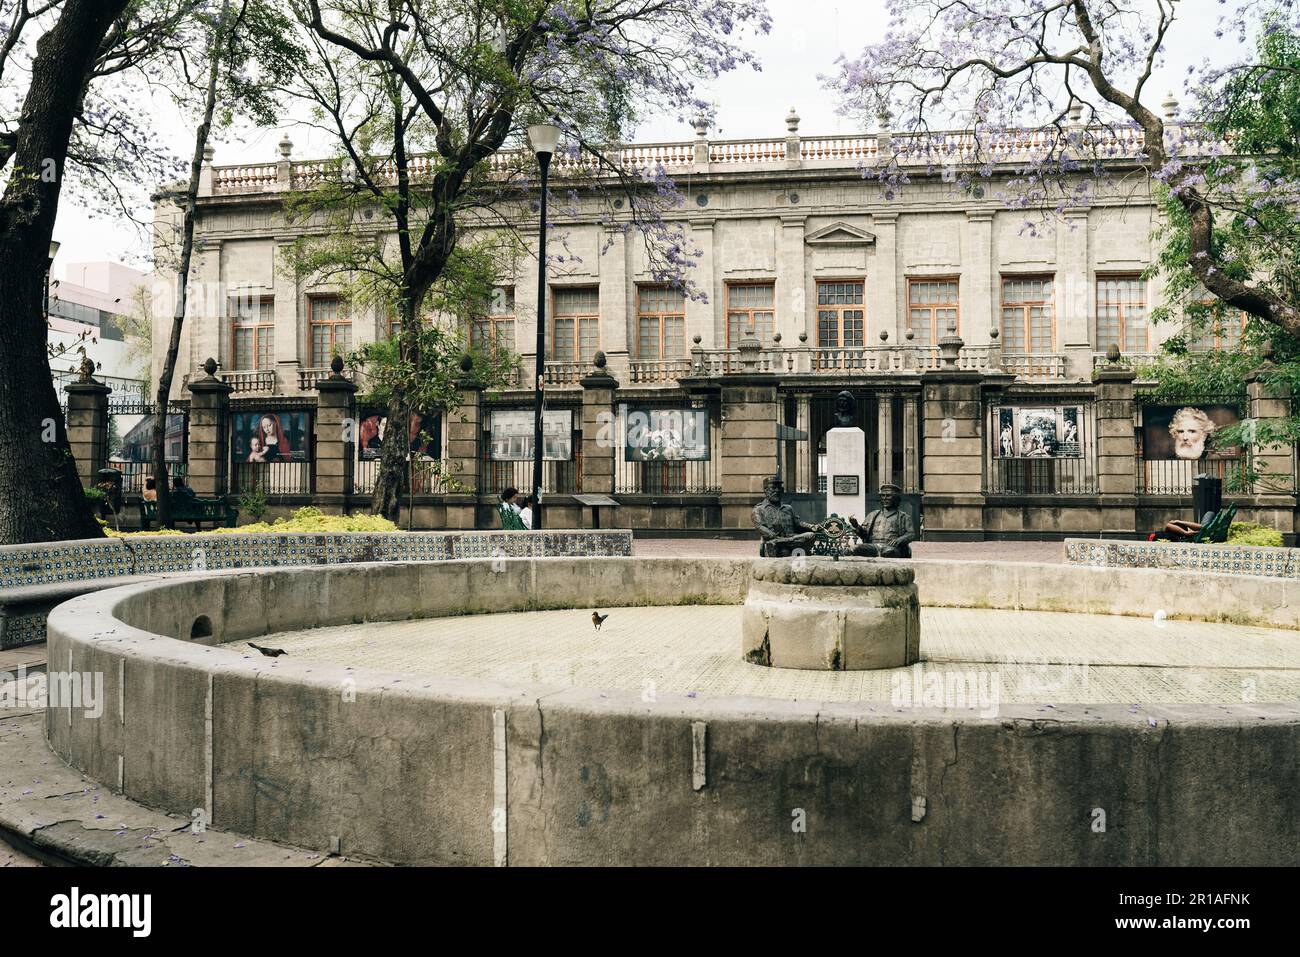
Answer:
[314,357,357,513]
[443,358,482,529]
[63,376,111,489]
[1246,362,1296,540]
[720,374,780,529]
[1094,359,1137,536]
[919,364,985,539]
[185,357,234,497]
[580,353,619,501]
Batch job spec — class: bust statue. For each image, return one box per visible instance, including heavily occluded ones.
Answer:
[849,483,916,558]
[752,475,819,557]
[833,390,856,428]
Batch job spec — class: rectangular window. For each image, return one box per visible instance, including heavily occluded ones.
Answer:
[231,297,274,370]
[551,286,599,362]
[815,281,865,348]
[470,286,516,354]
[637,286,686,360]
[309,295,351,367]
[1096,276,1149,353]
[1188,293,1247,351]
[726,282,776,346]
[908,278,959,347]
[1000,277,1055,354]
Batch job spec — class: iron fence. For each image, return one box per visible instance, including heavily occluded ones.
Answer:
[1135,392,1247,495]
[481,405,582,495]
[352,457,458,495]
[984,397,1099,495]
[614,402,722,494]
[782,391,922,496]
[230,460,312,495]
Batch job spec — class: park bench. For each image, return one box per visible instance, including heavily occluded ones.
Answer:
[137,496,238,531]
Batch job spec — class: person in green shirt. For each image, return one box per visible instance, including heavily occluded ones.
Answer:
[497,487,526,530]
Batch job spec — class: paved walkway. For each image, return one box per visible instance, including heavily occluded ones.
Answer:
[0,700,374,867]
[633,537,1066,563]
[261,604,1300,706]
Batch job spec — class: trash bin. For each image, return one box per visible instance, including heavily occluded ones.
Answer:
[1192,474,1222,523]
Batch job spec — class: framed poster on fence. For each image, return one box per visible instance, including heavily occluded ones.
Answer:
[996,406,1083,458]
[622,406,710,462]
[358,409,440,460]
[489,409,573,461]
[231,410,312,463]
[1141,403,1241,461]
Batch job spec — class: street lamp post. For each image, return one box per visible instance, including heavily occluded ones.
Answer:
[527,122,560,531]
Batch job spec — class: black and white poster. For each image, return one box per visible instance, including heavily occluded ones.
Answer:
[623,406,710,461]
[996,406,1083,458]
[490,409,573,461]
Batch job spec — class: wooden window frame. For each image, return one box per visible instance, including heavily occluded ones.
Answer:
[1095,274,1150,353]
[470,286,517,355]
[230,296,274,371]
[550,286,600,362]
[308,294,351,368]
[906,277,961,346]
[1189,303,1247,352]
[999,275,1056,354]
[636,285,687,359]
[725,281,776,347]
[814,279,866,349]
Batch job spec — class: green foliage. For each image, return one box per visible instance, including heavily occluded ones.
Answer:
[1226,522,1284,547]
[84,486,107,503]
[1141,19,1300,493]
[236,485,269,521]
[104,505,400,537]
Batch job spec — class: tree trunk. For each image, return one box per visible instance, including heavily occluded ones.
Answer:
[370,297,418,521]
[0,0,131,545]
[152,0,235,530]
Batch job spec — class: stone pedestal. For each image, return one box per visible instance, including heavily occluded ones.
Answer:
[742,558,920,671]
[824,426,866,520]
[1094,363,1137,536]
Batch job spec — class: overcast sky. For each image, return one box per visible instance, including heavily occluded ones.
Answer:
[50,0,1236,275]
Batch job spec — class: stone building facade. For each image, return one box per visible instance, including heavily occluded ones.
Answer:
[140,109,1294,540]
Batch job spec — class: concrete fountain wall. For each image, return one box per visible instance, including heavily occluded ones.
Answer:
[44,557,1300,866]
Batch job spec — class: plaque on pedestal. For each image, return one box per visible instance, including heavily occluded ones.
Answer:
[825,427,866,521]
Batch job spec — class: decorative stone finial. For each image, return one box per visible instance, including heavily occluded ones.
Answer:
[905,329,915,342]
[989,327,999,341]
[593,349,607,369]
[798,331,808,343]
[1106,342,1121,364]
[202,144,215,164]
[278,134,294,158]
[785,107,800,134]
[1262,339,1275,362]
[876,106,892,131]
[459,353,473,373]
[330,353,345,375]
[1067,98,1084,124]
[1162,91,1179,121]
[693,114,710,139]
[937,325,964,369]
[692,334,702,345]
[773,332,782,345]
[879,329,889,342]
[203,356,218,377]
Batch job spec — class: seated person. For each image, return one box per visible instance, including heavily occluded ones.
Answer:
[142,477,157,503]
[497,487,526,530]
[752,476,818,557]
[848,484,916,558]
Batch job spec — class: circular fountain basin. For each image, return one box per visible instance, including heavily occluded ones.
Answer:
[742,557,919,670]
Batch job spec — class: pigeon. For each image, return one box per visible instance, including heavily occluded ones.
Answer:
[591,612,609,631]
[248,642,287,658]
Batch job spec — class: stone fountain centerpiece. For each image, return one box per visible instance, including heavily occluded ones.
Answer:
[742,557,920,671]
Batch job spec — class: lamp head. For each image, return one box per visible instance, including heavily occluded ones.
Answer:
[527,123,561,159]
[48,239,60,264]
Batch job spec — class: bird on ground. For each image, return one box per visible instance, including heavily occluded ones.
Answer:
[591,611,609,631]
[248,642,287,658]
